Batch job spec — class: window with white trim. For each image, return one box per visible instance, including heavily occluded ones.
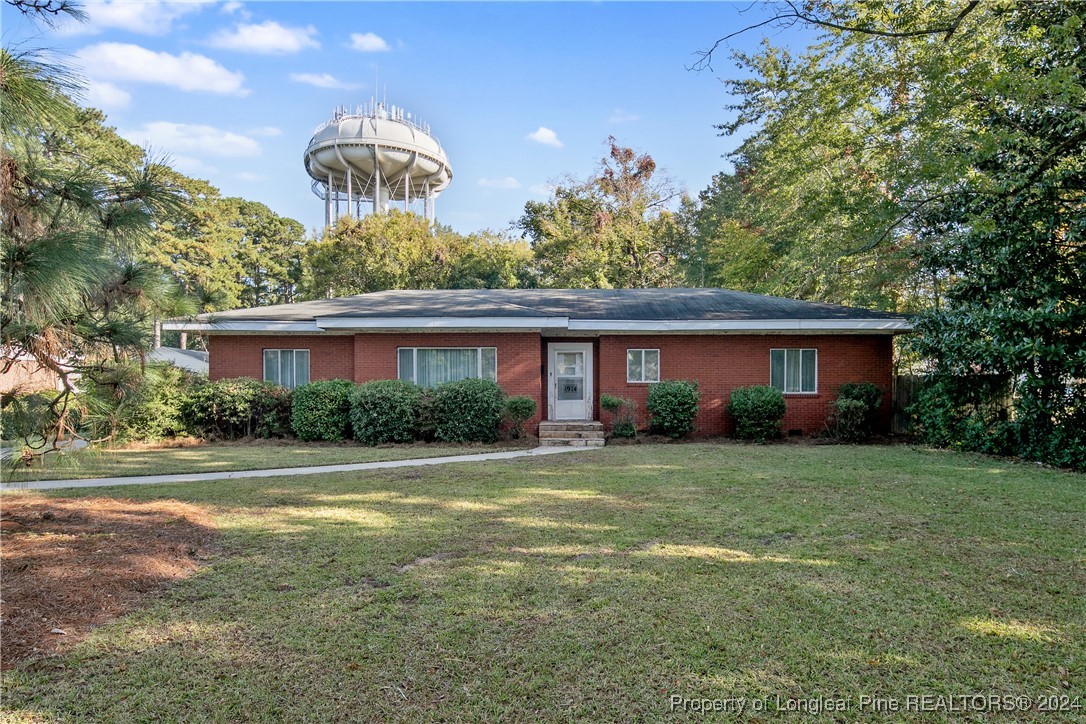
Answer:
[770,348,817,393]
[626,349,660,383]
[263,349,310,389]
[397,347,497,388]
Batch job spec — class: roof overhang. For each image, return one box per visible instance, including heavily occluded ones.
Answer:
[164,316,911,334]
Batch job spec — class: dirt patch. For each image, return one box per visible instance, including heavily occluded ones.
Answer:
[394,552,463,573]
[0,494,217,668]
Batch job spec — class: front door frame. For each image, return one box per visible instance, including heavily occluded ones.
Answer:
[547,342,593,421]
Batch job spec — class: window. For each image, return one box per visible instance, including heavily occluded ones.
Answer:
[263,349,310,389]
[398,347,497,388]
[770,348,817,393]
[626,349,660,383]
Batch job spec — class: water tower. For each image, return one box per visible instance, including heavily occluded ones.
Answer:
[303,101,453,226]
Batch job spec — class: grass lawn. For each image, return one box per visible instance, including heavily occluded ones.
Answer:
[2,444,1083,721]
[0,439,528,483]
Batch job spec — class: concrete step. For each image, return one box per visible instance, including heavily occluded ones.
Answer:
[539,438,605,448]
[539,421,604,432]
[539,429,605,440]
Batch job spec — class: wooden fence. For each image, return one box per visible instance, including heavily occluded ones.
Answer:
[892,374,928,435]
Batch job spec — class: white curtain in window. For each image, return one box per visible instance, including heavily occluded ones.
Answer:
[417,348,478,388]
[263,349,310,389]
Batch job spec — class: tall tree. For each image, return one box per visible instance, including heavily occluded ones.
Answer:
[518,138,685,288]
[696,0,1085,467]
[1,41,188,453]
[302,211,532,297]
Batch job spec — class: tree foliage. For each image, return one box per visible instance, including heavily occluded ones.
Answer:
[693,0,1085,467]
[1,42,189,454]
[302,211,533,297]
[519,138,685,288]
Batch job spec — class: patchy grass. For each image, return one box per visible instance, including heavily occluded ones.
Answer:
[1,439,528,483]
[1,444,1083,721]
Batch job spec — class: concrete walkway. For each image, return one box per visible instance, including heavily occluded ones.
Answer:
[1,446,599,492]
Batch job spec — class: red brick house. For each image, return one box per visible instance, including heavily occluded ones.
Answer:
[164,288,910,437]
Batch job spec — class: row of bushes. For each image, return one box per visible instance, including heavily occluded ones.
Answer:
[183,376,536,445]
[51,363,882,446]
[602,380,885,443]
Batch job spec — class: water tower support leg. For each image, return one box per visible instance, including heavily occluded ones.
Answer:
[326,173,333,226]
[346,167,353,220]
[373,144,382,215]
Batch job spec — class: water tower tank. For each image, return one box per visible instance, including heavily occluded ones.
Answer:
[303,101,453,225]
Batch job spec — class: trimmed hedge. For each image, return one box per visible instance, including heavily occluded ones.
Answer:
[503,395,537,439]
[350,380,423,445]
[182,378,292,439]
[646,380,699,438]
[727,385,786,442]
[290,379,355,441]
[434,378,505,443]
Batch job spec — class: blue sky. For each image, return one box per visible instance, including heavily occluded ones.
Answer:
[3,1,811,235]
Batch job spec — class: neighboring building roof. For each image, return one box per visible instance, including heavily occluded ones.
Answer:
[149,347,209,374]
[164,288,912,334]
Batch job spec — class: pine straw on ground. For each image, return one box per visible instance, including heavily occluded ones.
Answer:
[0,495,217,668]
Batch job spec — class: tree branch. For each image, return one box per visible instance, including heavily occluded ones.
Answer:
[693,0,982,71]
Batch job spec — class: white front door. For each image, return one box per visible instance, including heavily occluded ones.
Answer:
[548,343,593,420]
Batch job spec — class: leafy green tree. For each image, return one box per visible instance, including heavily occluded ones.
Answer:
[518,138,685,288]
[225,198,306,307]
[696,0,1085,467]
[302,211,532,296]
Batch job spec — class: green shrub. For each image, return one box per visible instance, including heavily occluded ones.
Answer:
[727,385,786,442]
[415,387,438,442]
[434,378,505,443]
[646,380,699,438]
[503,396,537,439]
[113,364,206,442]
[834,382,884,440]
[255,385,292,438]
[831,398,869,443]
[182,377,291,440]
[350,379,423,445]
[291,379,355,441]
[601,393,636,438]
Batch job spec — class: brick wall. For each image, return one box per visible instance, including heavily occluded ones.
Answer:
[353,332,544,431]
[597,334,894,436]
[209,331,893,437]
[208,335,355,382]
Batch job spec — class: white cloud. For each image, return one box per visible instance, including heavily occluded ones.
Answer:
[220,1,247,16]
[64,1,212,36]
[609,108,639,123]
[526,126,563,148]
[209,21,319,54]
[235,171,263,182]
[169,155,218,176]
[289,72,362,90]
[349,32,390,52]
[477,176,521,190]
[77,43,248,95]
[251,126,282,137]
[119,122,262,158]
[83,80,131,110]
